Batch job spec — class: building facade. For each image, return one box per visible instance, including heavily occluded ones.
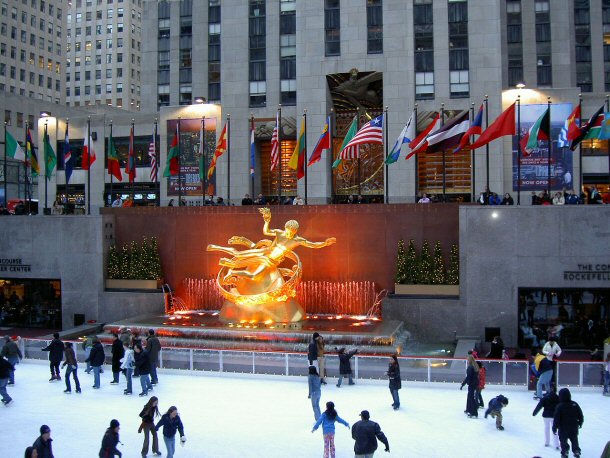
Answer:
[65,0,142,111]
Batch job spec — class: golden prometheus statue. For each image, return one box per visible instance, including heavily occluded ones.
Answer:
[207,207,336,323]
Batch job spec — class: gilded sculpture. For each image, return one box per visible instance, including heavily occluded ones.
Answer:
[207,207,336,323]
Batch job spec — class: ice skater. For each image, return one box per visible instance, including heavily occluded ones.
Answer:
[139,396,162,457]
[532,386,560,450]
[32,425,53,457]
[23,446,38,458]
[98,419,122,458]
[351,410,390,457]
[146,329,161,385]
[155,406,186,458]
[484,394,509,430]
[308,333,319,370]
[553,388,584,458]
[1,335,22,385]
[308,365,322,421]
[86,337,105,389]
[61,342,81,394]
[110,333,124,385]
[387,355,401,410]
[311,401,350,458]
[134,343,153,397]
[476,361,486,408]
[603,352,610,396]
[336,347,358,387]
[460,354,479,418]
[534,354,553,400]
[317,333,327,384]
[120,341,134,395]
[42,333,64,382]
[0,355,14,405]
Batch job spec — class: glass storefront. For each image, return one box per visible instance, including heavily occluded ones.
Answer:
[0,279,61,329]
[518,288,610,350]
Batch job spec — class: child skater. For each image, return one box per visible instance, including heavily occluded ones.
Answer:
[485,394,509,430]
[532,386,560,450]
[311,401,350,458]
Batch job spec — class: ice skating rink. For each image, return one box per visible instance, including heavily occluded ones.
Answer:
[4,361,609,458]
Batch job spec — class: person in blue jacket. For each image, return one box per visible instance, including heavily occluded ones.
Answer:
[311,401,349,458]
[535,357,554,400]
[155,406,186,458]
[460,354,479,418]
[308,365,322,421]
[485,394,509,430]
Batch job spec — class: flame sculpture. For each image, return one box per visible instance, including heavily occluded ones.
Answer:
[207,207,336,323]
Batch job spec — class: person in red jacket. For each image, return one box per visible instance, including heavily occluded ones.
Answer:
[477,361,486,408]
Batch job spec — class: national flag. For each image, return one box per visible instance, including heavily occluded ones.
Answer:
[523,108,550,155]
[163,124,180,177]
[599,113,610,140]
[308,116,331,166]
[250,119,256,176]
[386,111,416,164]
[43,129,57,180]
[333,114,383,168]
[125,125,136,182]
[405,113,440,160]
[107,131,122,181]
[198,122,206,181]
[82,122,97,170]
[288,116,306,179]
[5,130,25,162]
[26,127,40,177]
[270,113,280,172]
[148,129,157,182]
[207,122,227,180]
[454,104,484,153]
[469,102,516,150]
[557,122,569,148]
[332,116,358,168]
[426,111,470,153]
[566,105,581,142]
[570,105,604,150]
[64,123,73,183]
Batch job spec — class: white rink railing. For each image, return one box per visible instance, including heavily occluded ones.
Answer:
[18,338,606,387]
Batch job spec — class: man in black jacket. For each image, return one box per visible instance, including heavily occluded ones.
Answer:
[33,424,54,458]
[352,410,389,457]
[42,333,64,381]
[86,338,106,389]
[0,356,15,405]
[146,329,161,385]
[110,334,124,385]
[553,388,584,458]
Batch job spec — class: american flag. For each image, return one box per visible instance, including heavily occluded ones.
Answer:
[339,114,384,160]
[270,113,280,171]
[148,128,157,182]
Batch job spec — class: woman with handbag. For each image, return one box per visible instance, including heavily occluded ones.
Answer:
[139,396,161,457]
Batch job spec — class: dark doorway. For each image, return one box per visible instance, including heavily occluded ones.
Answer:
[0,279,62,329]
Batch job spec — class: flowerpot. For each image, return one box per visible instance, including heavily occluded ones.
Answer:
[105,279,159,290]
[394,284,459,296]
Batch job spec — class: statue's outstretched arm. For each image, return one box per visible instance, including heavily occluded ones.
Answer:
[299,237,336,249]
[259,207,275,237]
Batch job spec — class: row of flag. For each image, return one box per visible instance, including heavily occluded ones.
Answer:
[7,100,608,188]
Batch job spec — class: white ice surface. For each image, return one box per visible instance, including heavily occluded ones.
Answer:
[2,361,609,458]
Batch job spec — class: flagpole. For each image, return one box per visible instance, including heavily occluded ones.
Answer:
[154,119,158,206]
[3,121,7,206]
[547,97,552,195]
[384,106,388,204]
[303,109,308,205]
[578,94,582,196]
[484,95,490,198]
[44,122,48,211]
[86,116,91,215]
[278,104,282,203]
[250,113,254,197]
[517,95,522,205]
[131,118,135,201]
[357,108,361,197]
[606,95,610,193]
[178,117,182,206]
[470,102,476,203]
[201,116,206,205]
[441,104,446,201]
[414,104,418,202]
[65,119,70,209]
[24,121,29,213]
[330,108,335,203]
[109,121,113,204]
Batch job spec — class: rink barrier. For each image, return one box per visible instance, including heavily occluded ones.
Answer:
[17,338,606,387]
